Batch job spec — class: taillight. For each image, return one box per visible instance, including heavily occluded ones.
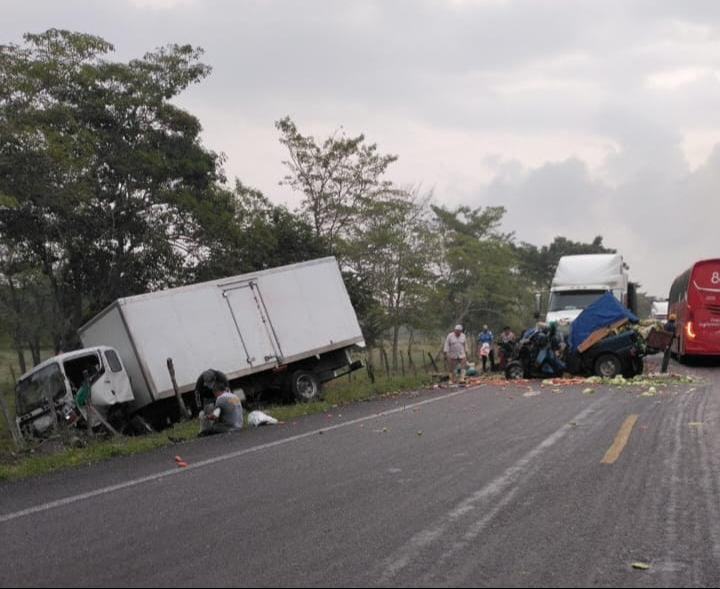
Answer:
[686,321,697,340]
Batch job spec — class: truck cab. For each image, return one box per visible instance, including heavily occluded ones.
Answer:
[544,254,634,326]
[15,347,134,438]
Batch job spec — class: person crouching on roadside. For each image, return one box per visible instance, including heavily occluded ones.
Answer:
[199,381,244,437]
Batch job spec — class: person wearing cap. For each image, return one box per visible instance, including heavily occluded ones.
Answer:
[444,325,467,384]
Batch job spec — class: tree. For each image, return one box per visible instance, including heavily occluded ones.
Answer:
[275,116,398,251]
[187,181,329,282]
[431,205,531,342]
[0,30,223,349]
[344,187,438,367]
[0,244,58,371]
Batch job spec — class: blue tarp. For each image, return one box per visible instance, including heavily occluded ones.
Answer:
[569,292,638,352]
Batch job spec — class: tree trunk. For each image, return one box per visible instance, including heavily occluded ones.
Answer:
[392,323,400,370]
[14,344,26,375]
[30,335,42,366]
[365,349,376,384]
[381,347,391,378]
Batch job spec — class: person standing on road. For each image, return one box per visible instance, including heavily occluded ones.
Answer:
[497,326,516,370]
[444,325,467,384]
[198,381,244,437]
[477,325,495,372]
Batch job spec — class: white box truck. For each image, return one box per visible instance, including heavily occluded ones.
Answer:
[15,258,365,435]
[544,254,636,325]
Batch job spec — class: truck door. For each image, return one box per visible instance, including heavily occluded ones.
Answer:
[100,349,134,405]
[223,283,281,368]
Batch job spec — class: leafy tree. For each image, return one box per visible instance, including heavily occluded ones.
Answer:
[276,116,398,251]
[0,30,222,348]
[431,205,531,344]
[188,181,329,282]
[0,245,58,371]
[344,187,438,366]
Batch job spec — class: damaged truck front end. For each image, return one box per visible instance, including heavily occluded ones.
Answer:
[15,347,135,440]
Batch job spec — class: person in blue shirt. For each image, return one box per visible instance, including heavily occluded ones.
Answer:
[477,325,495,372]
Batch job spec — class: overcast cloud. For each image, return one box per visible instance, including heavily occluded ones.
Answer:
[3,0,720,295]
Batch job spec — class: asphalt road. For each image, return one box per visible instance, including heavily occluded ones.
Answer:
[2,359,720,588]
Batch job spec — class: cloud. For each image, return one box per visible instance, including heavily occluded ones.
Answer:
[129,0,196,10]
[3,0,720,295]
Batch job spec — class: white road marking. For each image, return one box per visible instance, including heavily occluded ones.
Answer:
[0,388,473,525]
[379,401,601,585]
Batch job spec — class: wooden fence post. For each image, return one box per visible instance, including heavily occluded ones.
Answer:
[381,348,391,378]
[427,352,439,372]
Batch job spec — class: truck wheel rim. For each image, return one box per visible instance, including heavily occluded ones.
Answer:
[508,365,524,379]
[599,359,617,377]
[297,375,317,399]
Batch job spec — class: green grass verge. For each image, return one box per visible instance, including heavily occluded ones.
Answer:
[0,371,432,482]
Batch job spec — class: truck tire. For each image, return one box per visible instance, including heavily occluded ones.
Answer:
[505,361,525,380]
[594,354,622,378]
[290,370,321,402]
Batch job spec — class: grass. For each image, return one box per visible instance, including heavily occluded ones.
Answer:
[0,369,433,482]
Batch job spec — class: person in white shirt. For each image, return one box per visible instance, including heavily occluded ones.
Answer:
[443,324,467,384]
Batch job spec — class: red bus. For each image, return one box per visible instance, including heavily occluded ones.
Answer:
[668,259,720,359]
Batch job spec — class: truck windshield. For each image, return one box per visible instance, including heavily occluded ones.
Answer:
[549,290,607,312]
[16,364,66,415]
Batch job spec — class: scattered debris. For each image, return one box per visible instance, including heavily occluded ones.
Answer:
[586,373,699,387]
[689,422,703,427]
[174,455,188,468]
[247,411,281,427]
[631,562,651,570]
[582,388,595,395]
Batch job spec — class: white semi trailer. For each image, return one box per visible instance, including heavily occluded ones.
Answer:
[15,258,365,435]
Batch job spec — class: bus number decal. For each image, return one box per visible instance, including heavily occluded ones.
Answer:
[713,272,720,285]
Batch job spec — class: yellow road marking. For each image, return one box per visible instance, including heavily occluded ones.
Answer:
[601,415,639,464]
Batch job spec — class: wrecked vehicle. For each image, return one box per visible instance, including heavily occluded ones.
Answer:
[504,326,567,380]
[506,292,646,380]
[15,347,134,438]
[16,257,365,436]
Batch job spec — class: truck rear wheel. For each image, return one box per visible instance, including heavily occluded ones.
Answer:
[505,361,525,380]
[594,354,622,378]
[290,370,321,402]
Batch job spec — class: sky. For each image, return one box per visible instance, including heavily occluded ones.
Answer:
[3,0,720,296]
